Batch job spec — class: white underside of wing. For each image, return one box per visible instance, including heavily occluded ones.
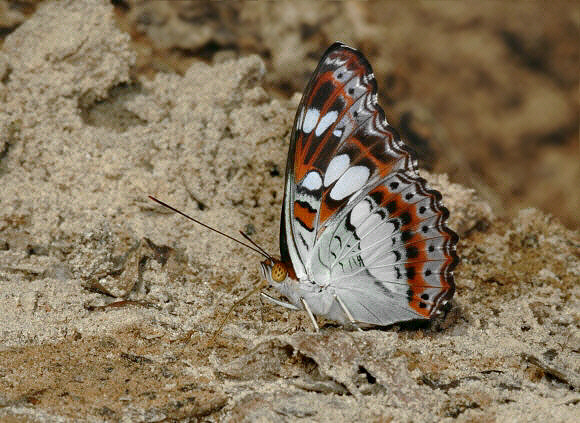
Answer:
[283,172,307,280]
[274,273,423,326]
[277,173,452,326]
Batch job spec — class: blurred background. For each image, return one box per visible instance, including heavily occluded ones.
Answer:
[1,1,578,229]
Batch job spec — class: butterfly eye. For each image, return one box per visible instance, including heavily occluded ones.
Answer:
[271,263,287,282]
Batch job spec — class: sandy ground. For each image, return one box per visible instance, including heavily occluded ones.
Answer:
[0,1,578,422]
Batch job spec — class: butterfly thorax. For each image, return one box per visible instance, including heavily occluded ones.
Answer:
[261,257,340,319]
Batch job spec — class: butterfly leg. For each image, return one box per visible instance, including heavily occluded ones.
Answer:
[334,294,363,332]
[260,292,300,310]
[258,293,266,332]
[300,297,320,333]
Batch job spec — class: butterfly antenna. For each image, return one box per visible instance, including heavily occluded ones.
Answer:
[148,196,270,259]
[239,230,272,260]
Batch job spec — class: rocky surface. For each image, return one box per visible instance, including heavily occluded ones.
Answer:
[0,1,578,422]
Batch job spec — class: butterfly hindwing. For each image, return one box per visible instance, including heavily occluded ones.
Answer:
[310,171,457,324]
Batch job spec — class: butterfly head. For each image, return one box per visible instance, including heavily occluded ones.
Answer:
[260,258,296,287]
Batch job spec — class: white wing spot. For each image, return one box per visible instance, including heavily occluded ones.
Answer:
[315,111,338,136]
[359,220,396,244]
[301,171,322,191]
[357,213,382,238]
[302,108,319,134]
[324,154,350,187]
[350,200,371,227]
[329,166,370,201]
[297,106,305,130]
[333,128,343,138]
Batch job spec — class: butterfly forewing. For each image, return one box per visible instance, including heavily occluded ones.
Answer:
[280,42,458,325]
[284,44,410,272]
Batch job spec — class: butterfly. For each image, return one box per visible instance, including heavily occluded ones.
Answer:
[150,42,458,333]
[258,42,458,331]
